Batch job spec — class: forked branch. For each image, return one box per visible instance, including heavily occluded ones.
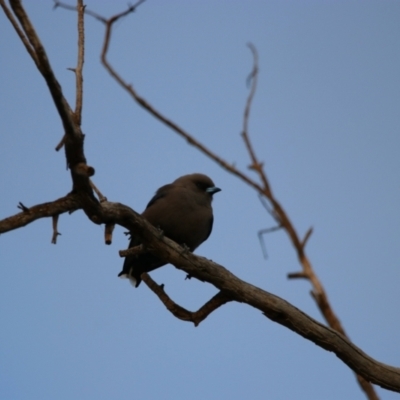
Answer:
[142,273,232,326]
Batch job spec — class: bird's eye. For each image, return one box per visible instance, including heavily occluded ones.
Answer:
[195,182,207,191]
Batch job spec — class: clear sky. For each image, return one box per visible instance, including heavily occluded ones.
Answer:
[1,1,399,399]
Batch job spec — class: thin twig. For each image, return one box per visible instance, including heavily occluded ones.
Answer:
[99,18,379,397]
[104,223,114,245]
[241,43,272,196]
[238,44,378,400]
[51,214,61,243]
[97,10,376,394]
[258,225,282,259]
[17,202,29,212]
[0,194,81,234]
[89,179,107,202]
[119,244,144,258]
[98,6,265,196]
[8,0,78,140]
[55,134,66,151]
[0,0,37,63]
[53,0,107,23]
[301,227,313,249]
[74,0,85,124]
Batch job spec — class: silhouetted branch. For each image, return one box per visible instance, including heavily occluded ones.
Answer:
[97,6,264,195]
[239,45,378,400]
[55,134,66,151]
[74,0,84,125]
[119,244,144,258]
[92,199,400,393]
[51,214,61,244]
[8,0,78,139]
[0,0,37,62]
[257,225,282,259]
[53,0,107,23]
[241,43,272,196]
[90,179,107,202]
[141,273,232,326]
[104,223,114,245]
[0,194,81,234]
[301,226,313,249]
[53,0,145,24]
[94,7,383,396]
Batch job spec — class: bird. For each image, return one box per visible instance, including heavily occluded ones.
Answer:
[119,173,221,287]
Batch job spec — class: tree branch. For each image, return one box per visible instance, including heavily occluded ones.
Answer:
[141,273,232,326]
[74,0,84,125]
[96,5,265,196]
[96,199,400,393]
[0,0,37,63]
[8,0,77,140]
[239,43,378,400]
[0,193,80,234]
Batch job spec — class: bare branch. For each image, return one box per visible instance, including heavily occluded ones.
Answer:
[119,244,144,258]
[142,273,232,326]
[51,214,61,244]
[55,134,66,151]
[287,271,309,279]
[53,0,107,23]
[257,225,282,259]
[95,200,400,393]
[98,8,265,195]
[104,223,114,245]
[53,0,146,24]
[74,0,85,125]
[241,43,272,195]
[8,0,77,138]
[0,0,37,63]
[238,45,378,399]
[0,194,81,234]
[301,226,313,249]
[94,12,382,396]
[89,179,107,202]
[17,202,29,212]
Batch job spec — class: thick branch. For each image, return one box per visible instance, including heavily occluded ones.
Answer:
[96,10,384,397]
[94,200,400,393]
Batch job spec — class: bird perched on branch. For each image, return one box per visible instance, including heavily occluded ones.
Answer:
[119,173,221,287]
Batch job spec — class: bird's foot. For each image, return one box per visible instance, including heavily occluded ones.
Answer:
[156,226,164,239]
[181,243,190,254]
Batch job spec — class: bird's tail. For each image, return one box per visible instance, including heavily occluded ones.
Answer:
[118,271,139,288]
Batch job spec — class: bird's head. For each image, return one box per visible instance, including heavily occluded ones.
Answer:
[174,173,221,198]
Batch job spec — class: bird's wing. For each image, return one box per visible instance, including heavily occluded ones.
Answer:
[204,215,214,243]
[144,184,173,210]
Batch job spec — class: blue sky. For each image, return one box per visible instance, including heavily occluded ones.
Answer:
[1,1,399,399]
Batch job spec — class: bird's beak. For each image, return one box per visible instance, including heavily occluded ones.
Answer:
[206,186,221,195]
